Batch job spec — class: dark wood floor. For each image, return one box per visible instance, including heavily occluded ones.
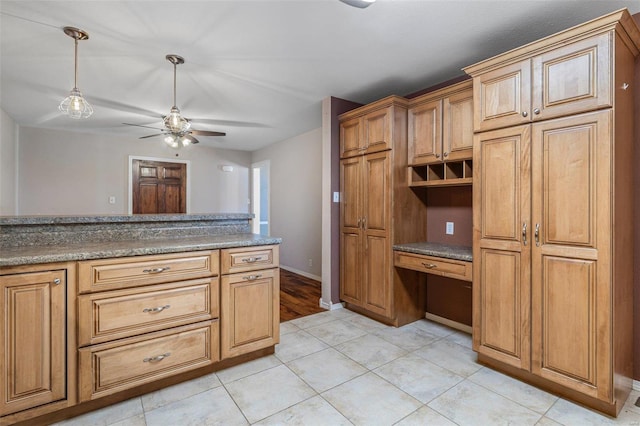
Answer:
[280,269,324,322]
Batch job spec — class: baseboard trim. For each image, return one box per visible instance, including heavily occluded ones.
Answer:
[634,379,640,391]
[424,313,472,334]
[319,299,344,310]
[280,265,321,282]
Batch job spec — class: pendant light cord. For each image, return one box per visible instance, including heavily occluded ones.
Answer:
[74,37,79,89]
[173,63,177,108]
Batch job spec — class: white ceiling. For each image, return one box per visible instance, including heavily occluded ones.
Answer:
[2,0,639,151]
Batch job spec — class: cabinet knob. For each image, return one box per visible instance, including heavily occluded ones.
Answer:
[622,83,629,90]
[241,257,260,263]
[533,108,540,115]
[53,278,61,285]
[535,223,540,246]
[443,152,449,158]
[435,154,440,158]
[522,111,528,117]
[422,262,437,269]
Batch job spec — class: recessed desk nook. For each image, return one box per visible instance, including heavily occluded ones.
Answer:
[394,241,472,333]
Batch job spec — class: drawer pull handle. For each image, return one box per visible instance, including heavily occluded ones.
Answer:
[241,257,261,263]
[143,352,171,363]
[142,267,171,274]
[143,304,171,313]
[243,274,262,281]
[422,263,437,269]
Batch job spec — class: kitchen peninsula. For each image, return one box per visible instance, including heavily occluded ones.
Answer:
[0,214,281,425]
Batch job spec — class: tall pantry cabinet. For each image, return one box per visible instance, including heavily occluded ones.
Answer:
[465,9,639,416]
[339,96,429,326]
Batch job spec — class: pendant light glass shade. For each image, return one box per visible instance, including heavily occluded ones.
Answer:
[59,87,93,119]
[59,27,93,119]
[163,106,191,133]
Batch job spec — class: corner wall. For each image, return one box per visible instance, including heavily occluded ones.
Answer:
[252,127,322,278]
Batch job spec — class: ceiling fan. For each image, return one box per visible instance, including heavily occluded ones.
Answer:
[124,54,226,148]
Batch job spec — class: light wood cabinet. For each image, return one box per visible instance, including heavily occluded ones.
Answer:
[340,103,394,158]
[79,321,218,401]
[408,80,473,165]
[0,270,67,416]
[77,251,221,402]
[393,251,472,282]
[470,32,612,132]
[339,96,429,326]
[468,10,638,416]
[220,246,280,358]
[0,263,78,423]
[407,80,474,186]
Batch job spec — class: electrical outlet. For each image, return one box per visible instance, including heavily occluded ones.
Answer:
[333,192,340,203]
[308,259,313,267]
[108,196,116,204]
[446,222,454,235]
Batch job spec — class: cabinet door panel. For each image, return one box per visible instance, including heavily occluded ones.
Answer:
[340,157,361,230]
[408,99,442,164]
[363,235,391,317]
[476,249,529,369]
[474,60,531,131]
[1,270,66,416]
[340,117,362,158]
[340,232,362,304]
[443,89,473,161]
[532,33,611,121]
[221,269,279,359]
[363,152,390,232]
[533,256,596,393]
[477,126,530,243]
[531,110,611,398]
[539,120,597,247]
[363,107,392,154]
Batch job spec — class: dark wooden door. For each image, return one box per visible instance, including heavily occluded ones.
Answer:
[132,160,186,214]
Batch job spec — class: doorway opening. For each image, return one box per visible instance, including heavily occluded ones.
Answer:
[129,156,190,214]
[251,160,270,235]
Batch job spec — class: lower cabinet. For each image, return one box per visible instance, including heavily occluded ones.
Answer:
[220,246,280,359]
[0,265,74,420]
[78,320,219,401]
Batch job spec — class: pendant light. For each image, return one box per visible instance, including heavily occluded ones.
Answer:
[58,26,93,119]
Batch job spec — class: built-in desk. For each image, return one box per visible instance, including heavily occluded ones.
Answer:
[393,242,472,332]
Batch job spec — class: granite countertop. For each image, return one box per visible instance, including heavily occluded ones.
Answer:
[0,233,282,267]
[0,213,252,226]
[393,242,472,262]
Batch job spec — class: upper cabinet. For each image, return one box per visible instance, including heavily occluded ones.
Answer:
[469,31,613,132]
[408,80,473,164]
[407,80,474,187]
[340,98,404,159]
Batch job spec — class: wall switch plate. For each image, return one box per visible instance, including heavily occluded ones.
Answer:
[333,192,340,203]
[108,196,116,204]
[446,222,454,235]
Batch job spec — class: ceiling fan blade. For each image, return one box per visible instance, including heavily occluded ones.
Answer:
[123,123,164,131]
[139,133,167,139]
[190,129,226,137]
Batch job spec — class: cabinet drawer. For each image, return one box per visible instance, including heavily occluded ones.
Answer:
[78,278,219,346]
[78,321,218,401]
[394,251,472,282]
[221,245,279,274]
[78,251,219,293]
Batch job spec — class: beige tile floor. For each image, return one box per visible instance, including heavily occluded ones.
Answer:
[54,308,640,426]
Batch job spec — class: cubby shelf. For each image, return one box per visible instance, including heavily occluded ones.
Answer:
[409,159,473,187]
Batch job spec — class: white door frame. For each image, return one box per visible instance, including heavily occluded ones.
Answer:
[128,155,191,214]
[251,160,270,235]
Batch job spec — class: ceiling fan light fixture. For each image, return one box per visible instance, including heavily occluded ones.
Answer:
[59,26,93,119]
[163,106,191,133]
[164,134,178,148]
